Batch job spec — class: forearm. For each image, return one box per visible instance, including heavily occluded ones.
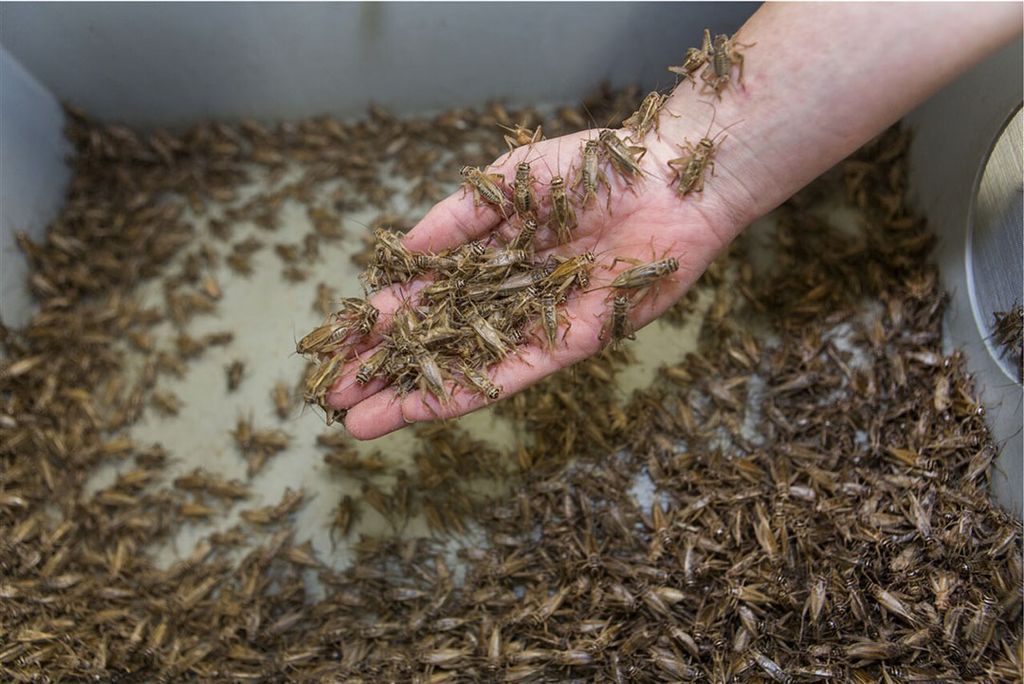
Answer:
[657,2,1023,232]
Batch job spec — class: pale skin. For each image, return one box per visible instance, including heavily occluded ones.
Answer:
[330,2,1023,440]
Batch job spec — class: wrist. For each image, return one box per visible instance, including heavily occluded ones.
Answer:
[638,87,765,240]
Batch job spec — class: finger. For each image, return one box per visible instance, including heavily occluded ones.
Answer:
[339,347,533,440]
[334,286,676,434]
[350,277,431,347]
[315,277,431,410]
[403,132,596,255]
[402,188,506,254]
[330,235,580,411]
[323,345,390,409]
[343,292,609,440]
[338,223,703,434]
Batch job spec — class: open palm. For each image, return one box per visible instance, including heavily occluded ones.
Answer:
[328,127,738,439]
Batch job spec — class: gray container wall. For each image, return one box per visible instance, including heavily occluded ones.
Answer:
[1,3,1020,513]
[906,39,1023,515]
[0,2,756,128]
[0,47,71,327]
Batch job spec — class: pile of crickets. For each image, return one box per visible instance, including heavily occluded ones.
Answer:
[297,28,744,423]
[2,27,1021,682]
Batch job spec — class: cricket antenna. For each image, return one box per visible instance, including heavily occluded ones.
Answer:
[290,321,303,358]
[696,99,719,139]
[579,99,602,136]
[537,136,565,182]
[711,118,745,144]
[695,99,744,142]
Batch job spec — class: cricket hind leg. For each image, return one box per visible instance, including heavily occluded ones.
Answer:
[599,172,617,215]
[660,102,683,124]
[639,240,681,307]
[607,255,645,272]
[396,385,445,427]
[732,40,756,87]
[699,69,725,100]
[461,184,483,208]
[559,312,574,346]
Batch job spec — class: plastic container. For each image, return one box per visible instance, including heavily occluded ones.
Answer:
[2,4,1020,515]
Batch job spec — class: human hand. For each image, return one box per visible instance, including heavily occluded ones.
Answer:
[327,112,746,440]
[316,0,1019,440]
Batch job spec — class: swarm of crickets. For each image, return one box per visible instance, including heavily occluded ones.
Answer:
[6,25,1023,682]
[297,29,750,424]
